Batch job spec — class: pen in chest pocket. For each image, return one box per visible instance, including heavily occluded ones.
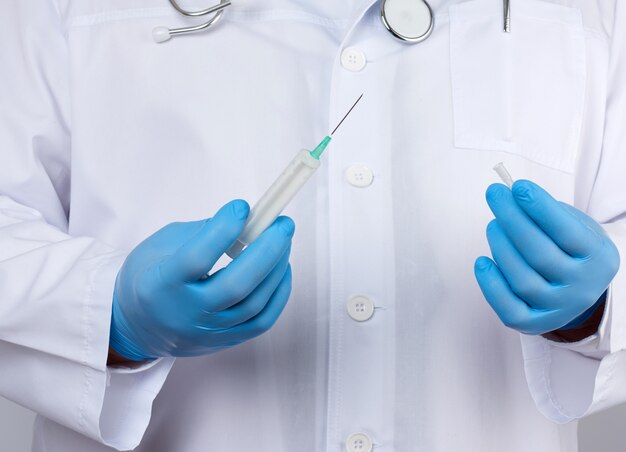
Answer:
[504,0,511,33]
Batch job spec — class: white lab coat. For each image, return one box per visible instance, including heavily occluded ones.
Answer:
[1,0,626,451]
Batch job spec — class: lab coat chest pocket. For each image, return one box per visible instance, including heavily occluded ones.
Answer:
[449,0,586,173]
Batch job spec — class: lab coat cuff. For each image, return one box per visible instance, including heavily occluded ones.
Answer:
[603,222,626,352]
[520,222,626,423]
[521,334,626,423]
[99,358,175,450]
[85,251,175,450]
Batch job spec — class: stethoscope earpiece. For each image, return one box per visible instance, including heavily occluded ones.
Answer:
[153,26,172,43]
[153,0,231,43]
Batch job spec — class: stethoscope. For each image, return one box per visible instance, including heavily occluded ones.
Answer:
[153,0,435,44]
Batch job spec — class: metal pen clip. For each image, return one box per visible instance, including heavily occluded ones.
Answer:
[504,0,511,33]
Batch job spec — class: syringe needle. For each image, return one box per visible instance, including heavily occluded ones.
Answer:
[227,93,364,258]
[330,93,364,136]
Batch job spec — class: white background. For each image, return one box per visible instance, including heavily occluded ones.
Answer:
[1,396,626,451]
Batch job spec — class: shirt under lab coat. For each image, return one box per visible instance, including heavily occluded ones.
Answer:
[1,0,626,451]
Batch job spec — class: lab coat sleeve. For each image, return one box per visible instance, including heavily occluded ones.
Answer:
[0,2,173,449]
[520,1,626,423]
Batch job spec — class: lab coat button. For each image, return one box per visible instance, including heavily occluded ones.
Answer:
[341,47,367,72]
[347,296,375,322]
[346,432,373,452]
[346,165,374,187]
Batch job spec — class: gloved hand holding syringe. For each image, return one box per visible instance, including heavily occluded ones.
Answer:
[226,93,364,258]
[109,94,364,362]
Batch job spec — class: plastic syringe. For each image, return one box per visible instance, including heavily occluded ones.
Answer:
[226,94,363,258]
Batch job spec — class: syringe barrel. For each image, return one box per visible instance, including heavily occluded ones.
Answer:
[226,150,320,258]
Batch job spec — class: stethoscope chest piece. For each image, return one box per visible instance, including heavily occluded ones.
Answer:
[381,0,434,44]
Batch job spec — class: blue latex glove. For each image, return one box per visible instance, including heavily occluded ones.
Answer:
[475,180,620,335]
[110,199,294,361]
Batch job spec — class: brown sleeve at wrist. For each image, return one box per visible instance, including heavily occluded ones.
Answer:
[542,302,606,343]
[107,347,150,369]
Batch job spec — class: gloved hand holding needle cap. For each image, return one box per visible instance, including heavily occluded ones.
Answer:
[475,165,620,336]
[109,199,294,361]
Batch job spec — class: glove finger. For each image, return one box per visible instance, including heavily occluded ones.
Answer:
[204,265,293,345]
[474,256,536,334]
[161,200,250,282]
[512,180,603,258]
[486,183,569,281]
[199,245,291,328]
[486,220,556,308]
[199,216,294,311]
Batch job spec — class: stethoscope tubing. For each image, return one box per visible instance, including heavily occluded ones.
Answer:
[167,0,231,36]
[159,0,231,40]
[169,0,229,17]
